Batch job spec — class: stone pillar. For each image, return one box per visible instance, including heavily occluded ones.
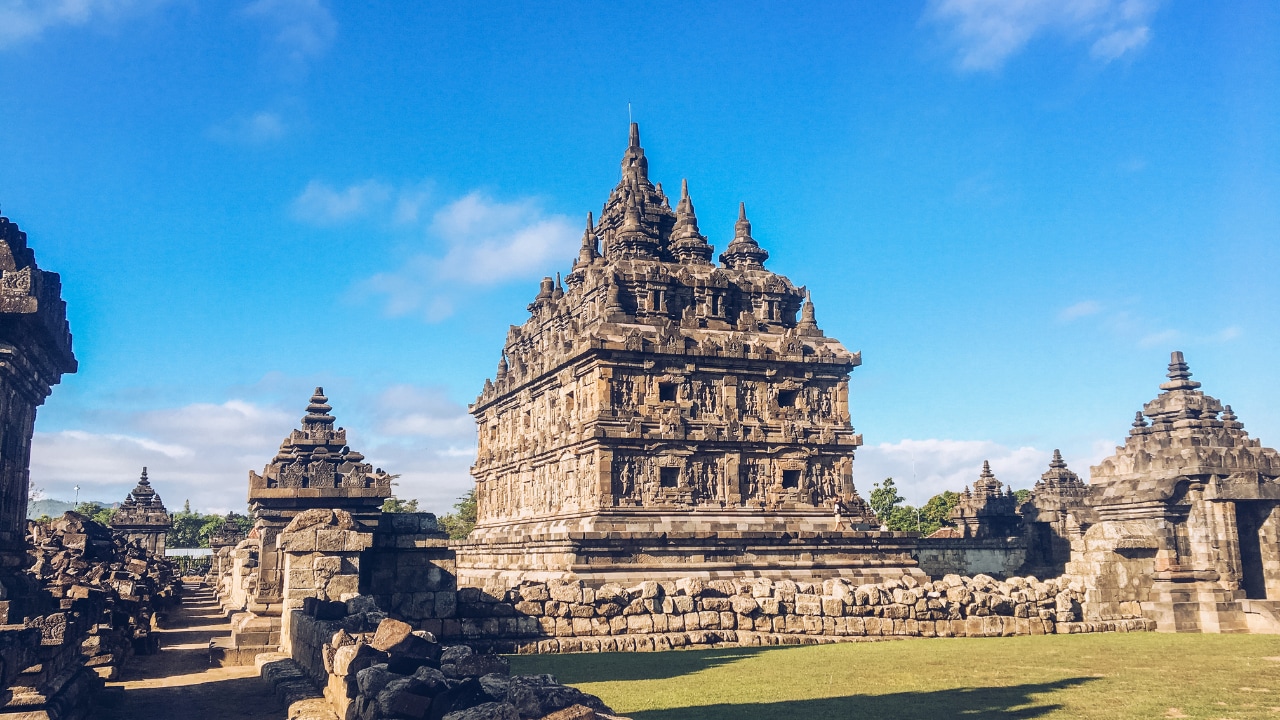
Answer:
[276,509,371,656]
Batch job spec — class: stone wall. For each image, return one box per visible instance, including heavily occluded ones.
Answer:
[916,538,1027,579]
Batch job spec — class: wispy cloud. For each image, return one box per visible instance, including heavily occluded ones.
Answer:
[243,0,336,79]
[1058,299,1102,321]
[0,0,162,48]
[927,0,1161,71]
[208,110,288,145]
[290,180,577,321]
[29,383,477,515]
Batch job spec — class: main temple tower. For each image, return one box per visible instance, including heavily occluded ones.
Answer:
[463,126,918,587]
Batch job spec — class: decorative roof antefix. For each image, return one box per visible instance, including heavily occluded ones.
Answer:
[111,467,172,530]
[248,387,393,498]
[476,122,858,407]
[0,212,77,389]
[1090,351,1280,505]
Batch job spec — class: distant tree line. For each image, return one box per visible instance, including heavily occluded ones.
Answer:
[868,477,1029,535]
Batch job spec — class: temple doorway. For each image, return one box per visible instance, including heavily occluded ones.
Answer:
[1237,502,1272,600]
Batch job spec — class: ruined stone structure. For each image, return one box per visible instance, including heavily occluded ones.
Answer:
[916,461,1028,577]
[464,124,917,588]
[0,214,76,624]
[0,212,100,718]
[216,388,393,664]
[930,461,1022,540]
[1021,450,1091,576]
[109,468,172,556]
[1068,352,1280,632]
[245,387,392,616]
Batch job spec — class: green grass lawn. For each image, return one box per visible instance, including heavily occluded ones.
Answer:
[510,633,1280,719]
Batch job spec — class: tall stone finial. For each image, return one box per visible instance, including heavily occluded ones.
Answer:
[620,122,649,183]
[138,466,150,486]
[496,354,508,381]
[552,273,564,300]
[719,202,769,270]
[1160,350,1201,392]
[305,388,335,425]
[981,460,993,478]
[613,191,659,259]
[1132,411,1148,428]
[576,212,599,265]
[798,291,818,331]
[605,274,625,313]
[670,178,713,265]
[1049,449,1066,469]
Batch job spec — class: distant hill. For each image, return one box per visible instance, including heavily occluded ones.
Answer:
[27,499,111,519]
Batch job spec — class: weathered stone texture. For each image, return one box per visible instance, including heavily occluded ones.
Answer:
[463,124,917,587]
[109,468,172,556]
[1067,352,1280,632]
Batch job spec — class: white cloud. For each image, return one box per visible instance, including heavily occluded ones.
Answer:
[243,0,336,78]
[208,110,288,145]
[29,384,478,517]
[855,438,1056,505]
[0,0,158,48]
[373,385,475,440]
[356,190,578,321]
[1058,299,1102,321]
[927,0,1160,71]
[291,180,394,224]
[30,400,294,514]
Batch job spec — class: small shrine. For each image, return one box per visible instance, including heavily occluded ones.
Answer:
[110,467,172,555]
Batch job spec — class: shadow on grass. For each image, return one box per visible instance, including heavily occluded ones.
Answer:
[510,647,775,683]
[627,677,1096,720]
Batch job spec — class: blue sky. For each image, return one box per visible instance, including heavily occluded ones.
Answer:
[4,0,1277,513]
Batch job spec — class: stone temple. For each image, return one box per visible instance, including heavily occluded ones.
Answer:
[1067,352,1280,632]
[110,467,172,556]
[462,124,919,588]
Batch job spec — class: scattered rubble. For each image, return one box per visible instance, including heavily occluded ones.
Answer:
[291,604,626,720]
[27,512,180,679]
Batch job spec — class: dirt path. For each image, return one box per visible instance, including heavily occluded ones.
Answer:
[97,584,285,720]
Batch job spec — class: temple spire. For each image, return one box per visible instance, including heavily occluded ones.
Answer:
[620,122,649,184]
[576,212,599,265]
[1049,449,1065,469]
[719,202,769,270]
[1160,350,1201,392]
[670,178,713,264]
[797,291,820,334]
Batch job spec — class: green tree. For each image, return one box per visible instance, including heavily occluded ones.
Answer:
[1013,488,1032,505]
[869,478,905,523]
[439,489,477,540]
[74,501,116,527]
[918,490,962,536]
[381,497,420,513]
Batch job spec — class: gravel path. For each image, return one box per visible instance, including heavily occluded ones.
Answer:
[97,584,285,720]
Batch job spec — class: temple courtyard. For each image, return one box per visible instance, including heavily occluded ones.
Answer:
[514,634,1280,719]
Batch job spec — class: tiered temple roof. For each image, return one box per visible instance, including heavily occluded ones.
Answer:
[1090,351,1280,511]
[932,461,1022,539]
[249,387,393,496]
[111,467,171,531]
